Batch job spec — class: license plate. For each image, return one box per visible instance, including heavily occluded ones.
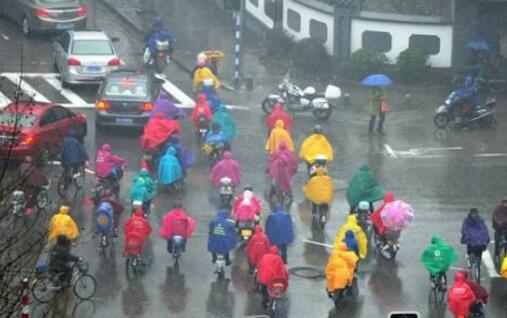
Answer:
[56,22,74,30]
[241,229,252,237]
[85,66,103,73]
[115,118,133,124]
[314,102,329,109]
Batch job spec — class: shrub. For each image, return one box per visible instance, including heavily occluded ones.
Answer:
[263,28,294,63]
[290,37,331,77]
[346,48,388,80]
[396,48,430,84]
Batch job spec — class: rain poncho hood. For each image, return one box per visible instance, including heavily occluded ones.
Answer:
[256,246,289,285]
[303,167,334,205]
[265,120,295,154]
[266,141,298,195]
[207,210,237,254]
[371,192,394,235]
[130,169,156,203]
[95,201,114,234]
[167,135,196,169]
[159,208,196,239]
[124,211,152,240]
[420,235,458,275]
[265,204,294,245]
[343,230,359,256]
[150,90,186,120]
[448,272,477,317]
[61,129,88,166]
[158,146,183,185]
[299,133,334,163]
[325,244,358,291]
[266,103,292,132]
[245,225,271,266]
[209,151,241,187]
[232,190,261,222]
[95,144,126,178]
[48,206,79,243]
[461,215,489,247]
[493,201,507,230]
[191,94,212,127]
[140,113,181,151]
[346,163,384,209]
[335,215,368,258]
[211,105,236,141]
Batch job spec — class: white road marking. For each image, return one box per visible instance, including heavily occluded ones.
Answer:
[482,250,500,278]
[0,33,9,41]
[383,144,398,159]
[474,153,507,158]
[45,77,90,107]
[0,91,11,108]
[1,72,60,78]
[2,74,50,103]
[302,239,333,248]
[155,74,194,106]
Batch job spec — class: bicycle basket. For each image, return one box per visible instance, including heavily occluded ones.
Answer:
[35,262,49,274]
[268,277,288,298]
[78,261,89,273]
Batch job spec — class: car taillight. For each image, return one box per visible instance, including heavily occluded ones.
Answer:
[19,135,34,146]
[140,103,153,112]
[108,58,120,66]
[35,9,49,18]
[96,100,110,110]
[68,58,81,66]
[77,6,87,17]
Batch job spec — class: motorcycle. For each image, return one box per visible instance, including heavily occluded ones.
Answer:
[11,181,50,217]
[144,39,171,73]
[197,115,210,143]
[261,72,341,121]
[219,177,235,210]
[374,229,401,260]
[433,91,496,129]
[237,221,255,244]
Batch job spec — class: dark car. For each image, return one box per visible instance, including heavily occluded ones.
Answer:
[0,0,87,36]
[95,70,161,128]
[0,102,87,161]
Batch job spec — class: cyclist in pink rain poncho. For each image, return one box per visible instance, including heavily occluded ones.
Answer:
[266,141,298,196]
[95,144,126,179]
[232,189,261,223]
[209,151,242,187]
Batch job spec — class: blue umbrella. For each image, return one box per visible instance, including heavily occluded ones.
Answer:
[361,74,393,87]
[467,39,489,51]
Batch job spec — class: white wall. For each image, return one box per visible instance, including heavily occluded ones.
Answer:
[245,0,275,29]
[351,19,453,67]
[283,0,334,54]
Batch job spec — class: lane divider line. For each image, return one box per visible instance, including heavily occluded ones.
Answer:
[302,239,333,248]
[383,144,398,159]
[45,77,90,106]
[482,250,500,278]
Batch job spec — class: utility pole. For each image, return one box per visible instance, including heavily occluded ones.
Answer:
[224,0,242,90]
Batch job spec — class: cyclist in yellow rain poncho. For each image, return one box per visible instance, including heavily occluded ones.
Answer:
[334,215,368,259]
[303,167,334,205]
[299,125,334,165]
[265,119,295,154]
[501,255,507,279]
[325,243,359,294]
[48,205,79,244]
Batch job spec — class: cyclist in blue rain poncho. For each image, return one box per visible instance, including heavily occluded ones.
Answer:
[158,146,183,187]
[207,210,237,266]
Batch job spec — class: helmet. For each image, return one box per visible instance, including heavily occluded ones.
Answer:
[243,185,253,191]
[152,16,163,26]
[358,201,369,210]
[313,125,323,134]
[132,200,143,207]
[197,52,207,62]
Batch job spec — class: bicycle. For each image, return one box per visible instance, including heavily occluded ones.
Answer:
[58,165,85,198]
[171,235,184,267]
[265,277,288,318]
[429,272,447,305]
[124,235,146,280]
[269,181,293,211]
[494,230,507,268]
[312,203,328,231]
[31,260,96,303]
[467,250,482,283]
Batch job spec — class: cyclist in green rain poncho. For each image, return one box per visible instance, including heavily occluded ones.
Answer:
[346,163,384,212]
[421,235,459,282]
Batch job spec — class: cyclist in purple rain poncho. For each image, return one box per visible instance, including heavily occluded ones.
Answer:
[209,151,241,188]
[266,141,298,196]
[461,208,489,265]
[150,90,186,120]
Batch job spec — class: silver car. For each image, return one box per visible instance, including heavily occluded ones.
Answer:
[0,0,87,36]
[53,30,121,86]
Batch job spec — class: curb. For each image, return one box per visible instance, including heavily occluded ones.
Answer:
[96,0,193,76]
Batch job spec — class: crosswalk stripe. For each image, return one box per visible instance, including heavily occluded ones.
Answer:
[0,91,11,108]
[2,74,50,103]
[154,74,194,106]
[44,77,90,107]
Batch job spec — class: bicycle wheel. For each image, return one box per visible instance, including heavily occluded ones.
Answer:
[31,277,54,303]
[57,175,70,198]
[125,258,137,280]
[73,166,85,189]
[436,275,446,304]
[73,274,96,300]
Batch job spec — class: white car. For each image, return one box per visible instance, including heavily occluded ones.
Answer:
[52,30,120,86]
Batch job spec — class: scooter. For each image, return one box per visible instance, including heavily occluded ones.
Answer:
[197,115,209,143]
[219,177,235,210]
[144,39,171,73]
[433,91,496,129]
[374,230,401,260]
[261,72,341,120]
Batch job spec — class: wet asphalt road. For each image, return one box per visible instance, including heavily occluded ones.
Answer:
[2,1,507,317]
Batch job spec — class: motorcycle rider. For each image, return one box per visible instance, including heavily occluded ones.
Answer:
[371,192,395,245]
[159,202,196,256]
[232,187,261,225]
[256,246,289,308]
[334,215,368,259]
[158,146,183,189]
[266,102,292,134]
[143,16,175,65]
[49,235,80,285]
[265,141,298,203]
[191,93,212,130]
[123,207,152,256]
[212,104,237,143]
[492,198,507,258]
[299,125,333,174]
[265,204,294,264]
[18,155,48,215]
[193,57,220,93]
[265,119,294,154]
[48,205,79,244]
[325,242,359,300]
[420,235,458,287]
[61,128,88,178]
[245,225,271,273]
[166,134,196,177]
[303,166,334,221]
[454,75,480,124]
[209,151,242,188]
[459,270,489,317]
[346,163,384,213]
[130,168,156,214]
[207,210,237,266]
[461,208,489,268]
[204,122,230,158]
[95,144,126,192]
[447,271,477,318]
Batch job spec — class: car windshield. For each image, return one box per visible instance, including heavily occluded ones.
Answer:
[0,112,36,128]
[72,40,113,55]
[104,79,148,98]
